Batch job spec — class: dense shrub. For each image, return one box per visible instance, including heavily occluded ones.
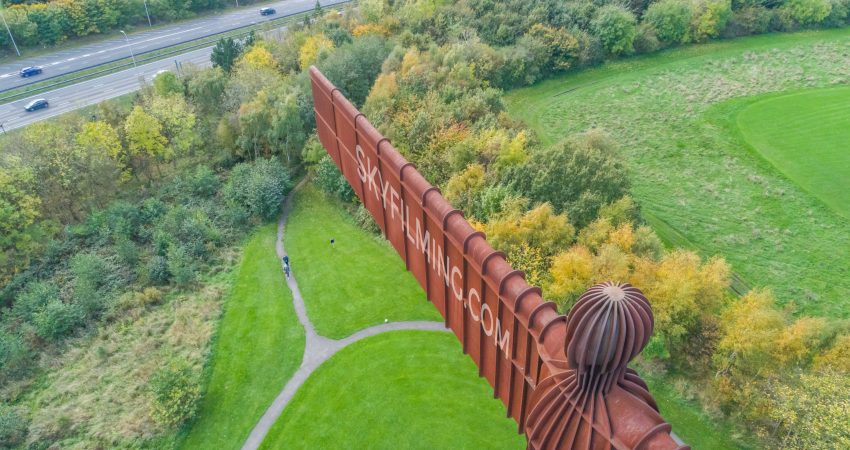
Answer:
[725,6,773,36]
[782,0,833,25]
[0,405,28,449]
[510,131,630,227]
[0,330,31,379]
[591,5,637,55]
[223,158,292,221]
[691,0,733,41]
[70,252,110,319]
[644,0,693,44]
[32,298,84,341]
[315,155,355,203]
[318,35,392,107]
[149,361,201,428]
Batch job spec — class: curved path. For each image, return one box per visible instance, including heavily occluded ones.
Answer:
[241,186,448,450]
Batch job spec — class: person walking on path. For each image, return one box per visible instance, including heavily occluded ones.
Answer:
[282,255,290,278]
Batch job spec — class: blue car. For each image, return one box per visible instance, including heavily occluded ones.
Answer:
[20,66,43,77]
[24,99,49,112]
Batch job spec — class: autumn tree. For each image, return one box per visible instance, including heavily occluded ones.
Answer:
[124,106,168,177]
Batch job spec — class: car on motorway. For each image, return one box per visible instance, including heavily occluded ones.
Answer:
[19,66,43,77]
[259,7,276,15]
[24,99,49,112]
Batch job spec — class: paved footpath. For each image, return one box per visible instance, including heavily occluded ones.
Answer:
[241,186,448,450]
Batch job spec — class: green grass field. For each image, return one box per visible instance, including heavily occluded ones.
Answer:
[737,86,850,219]
[506,28,850,318]
[284,185,441,339]
[259,331,525,450]
[179,224,305,450]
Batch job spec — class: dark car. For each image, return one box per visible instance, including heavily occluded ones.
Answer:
[19,66,43,77]
[24,99,49,112]
[259,7,276,15]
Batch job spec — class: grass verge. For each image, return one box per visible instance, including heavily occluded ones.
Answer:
[284,184,441,339]
[736,86,850,219]
[178,223,305,450]
[259,331,525,449]
[505,28,850,317]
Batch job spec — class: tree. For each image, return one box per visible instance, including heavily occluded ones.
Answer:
[782,0,833,25]
[644,0,693,44]
[124,106,169,175]
[153,71,183,97]
[318,35,391,106]
[223,158,292,221]
[148,94,197,157]
[187,67,227,116]
[268,90,306,164]
[512,130,630,227]
[444,164,486,215]
[298,33,334,69]
[210,37,242,72]
[484,203,576,263]
[547,245,594,310]
[766,371,850,449]
[240,45,278,70]
[690,0,732,42]
[591,5,637,55]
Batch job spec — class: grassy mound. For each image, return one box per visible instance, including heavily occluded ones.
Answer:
[283,185,441,339]
[506,28,850,317]
[179,224,305,449]
[737,86,850,219]
[259,331,524,449]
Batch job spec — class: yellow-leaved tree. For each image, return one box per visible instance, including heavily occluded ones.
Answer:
[298,34,334,69]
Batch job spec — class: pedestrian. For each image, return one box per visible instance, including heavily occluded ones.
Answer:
[330,238,335,249]
[283,255,289,266]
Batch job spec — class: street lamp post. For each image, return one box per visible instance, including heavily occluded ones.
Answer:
[119,31,137,69]
[0,1,21,57]
[143,0,152,27]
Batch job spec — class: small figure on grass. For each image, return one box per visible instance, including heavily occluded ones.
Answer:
[330,238,335,249]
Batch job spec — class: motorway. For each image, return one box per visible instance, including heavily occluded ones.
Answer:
[0,47,211,132]
[0,0,346,92]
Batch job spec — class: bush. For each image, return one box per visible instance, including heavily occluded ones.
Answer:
[146,255,171,285]
[782,0,833,25]
[691,0,733,42]
[591,5,637,55]
[153,71,183,97]
[725,6,773,36]
[223,158,292,221]
[0,405,28,449]
[32,299,84,341]
[823,0,850,26]
[167,245,196,287]
[0,330,31,379]
[314,155,355,203]
[633,23,661,53]
[149,361,201,428]
[70,252,109,319]
[644,0,693,44]
[10,281,60,323]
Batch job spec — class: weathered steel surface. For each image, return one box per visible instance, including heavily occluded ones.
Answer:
[309,67,689,450]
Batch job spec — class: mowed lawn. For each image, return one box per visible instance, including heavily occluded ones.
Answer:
[737,86,850,219]
[506,28,850,318]
[180,224,305,449]
[284,184,441,339]
[259,331,525,449]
